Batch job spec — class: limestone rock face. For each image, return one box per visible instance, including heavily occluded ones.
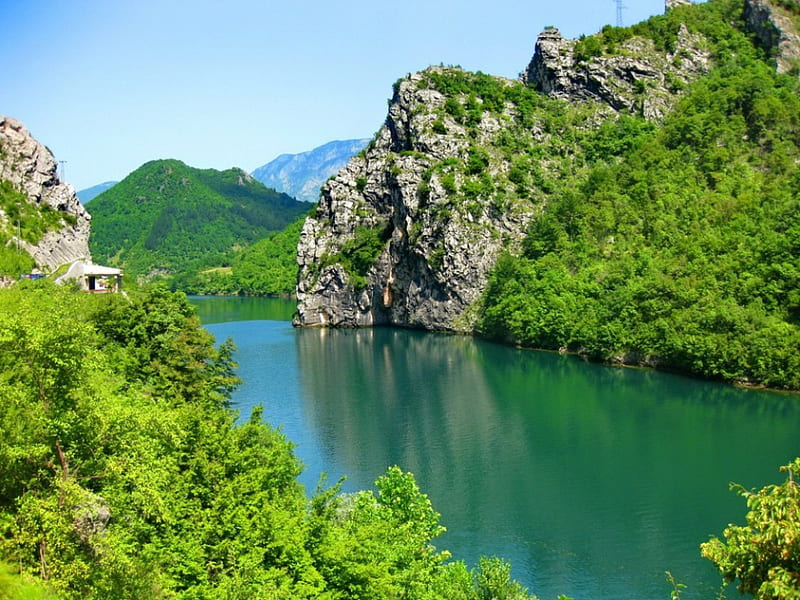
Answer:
[666,0,693,9]
[0,116,91,270]
[744,0,800,74]
[521,24,710,120]
[295,71,531,331]
[295,3,783,334]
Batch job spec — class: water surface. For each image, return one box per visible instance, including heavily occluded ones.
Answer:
[193,296,800,600]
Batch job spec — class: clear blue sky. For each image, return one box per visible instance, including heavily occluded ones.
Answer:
[1,0,673,191]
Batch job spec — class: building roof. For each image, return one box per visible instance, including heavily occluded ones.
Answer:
[56,260,122,283]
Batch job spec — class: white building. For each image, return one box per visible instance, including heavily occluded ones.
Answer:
[56,260,123,293]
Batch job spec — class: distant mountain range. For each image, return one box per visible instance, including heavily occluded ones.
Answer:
[252,138,369,203]
[77,181,117,203]
[89,159,306,278]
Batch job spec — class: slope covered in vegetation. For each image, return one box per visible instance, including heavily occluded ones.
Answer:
[170,214,308,296]
[0,282,536,599]
[0,180,37,277]
[479,0,800,389]
[297,0,800,389]
[89,159,307,280]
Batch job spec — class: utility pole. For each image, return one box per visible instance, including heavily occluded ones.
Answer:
[58,160,67,182]
[613,0,626,27]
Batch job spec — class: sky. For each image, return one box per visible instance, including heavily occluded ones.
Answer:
[1,0,674,191]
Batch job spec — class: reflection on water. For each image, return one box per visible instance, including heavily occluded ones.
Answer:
[294,327,800,600]
[199,299,800,600]
[190,295,295,324]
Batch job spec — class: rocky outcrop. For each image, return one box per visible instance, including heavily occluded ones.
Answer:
[744,0,800,74]
[666,0,693,9]
[295,70,533,331]
[294,2,768,333]
[0,116,91,270]
[295,6,715,331]
[521,24,710,120]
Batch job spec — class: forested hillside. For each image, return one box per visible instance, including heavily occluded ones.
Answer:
[0,282,536,599]
[170,215,308,296]
[89,159,307,280]
[296,0,800,389]
[479,0,800,389]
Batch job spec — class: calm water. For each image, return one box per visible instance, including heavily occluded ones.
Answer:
[192,296,800,600]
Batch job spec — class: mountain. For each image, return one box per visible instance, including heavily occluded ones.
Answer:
[77,181,117,203]
[295,0,800,389]
[252,138,369,203]
[89,159,307,279]
[0,116,91,277]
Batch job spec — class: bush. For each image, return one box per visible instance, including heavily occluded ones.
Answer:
[702,459,800,600]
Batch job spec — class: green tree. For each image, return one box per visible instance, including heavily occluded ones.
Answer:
[0,561,57,600]
[0,283,534,599]
[89,285,239,406]
[702,458,800,599]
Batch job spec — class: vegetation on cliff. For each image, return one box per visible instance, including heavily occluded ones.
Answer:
[0,117,90,276]
[0,181,36,276]
[0,282,536,599]
[88,159,307,282]
[478,0,800,389]
[300,0,799,388]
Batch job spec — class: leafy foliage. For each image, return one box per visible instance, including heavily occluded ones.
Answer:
[88,159,307,280]
[456,0,800,389]
[170,214,309,296]
[479,50,800,388]
[701,458,800,599]
[0,282,534,599]
[318,223,393,289]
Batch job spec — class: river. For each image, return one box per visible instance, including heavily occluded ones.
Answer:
[192,295,800,600]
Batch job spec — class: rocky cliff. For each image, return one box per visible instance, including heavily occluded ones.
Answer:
[296,72,527,330]
[744,0,800,74]
[295,0,795,332]
[521,22,710,121]
[0,116,91,271]
[295,67,596,331]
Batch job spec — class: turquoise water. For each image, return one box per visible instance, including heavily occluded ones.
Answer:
[193,296,800,600]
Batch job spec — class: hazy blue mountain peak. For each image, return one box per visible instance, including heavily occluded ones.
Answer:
[77,181,118,203]
[252,138,369,203]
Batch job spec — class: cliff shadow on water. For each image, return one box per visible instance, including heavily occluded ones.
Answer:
[190,295,297,324]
